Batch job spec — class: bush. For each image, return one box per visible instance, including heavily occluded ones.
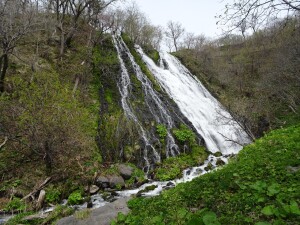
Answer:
[4,197,26,212]
[45,186,61,204]
[173,124,196,144]
[67,190,83,205]
[156,124,168,139]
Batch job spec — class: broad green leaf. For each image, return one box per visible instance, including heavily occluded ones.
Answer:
[250,181,267,192]
[261,205,275,216]
[290,200,300,215]
[267,183,280,196]
[202,212,220,225]
[255,222,272,225]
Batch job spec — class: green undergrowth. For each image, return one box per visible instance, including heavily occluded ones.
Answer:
[154,124,208,181]
[154,146,207,181]
[121,34,162,93]
[113,124,300,224]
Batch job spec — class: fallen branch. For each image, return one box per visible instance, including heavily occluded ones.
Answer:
[0,136,8,149]
[22,177,51,201]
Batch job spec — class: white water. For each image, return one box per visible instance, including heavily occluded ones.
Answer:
[113,35,183,169]
[136,47,250,155]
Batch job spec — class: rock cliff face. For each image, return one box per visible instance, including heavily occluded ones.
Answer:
[96,35,204,171]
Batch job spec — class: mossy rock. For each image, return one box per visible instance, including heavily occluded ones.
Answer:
[213,152,223,157]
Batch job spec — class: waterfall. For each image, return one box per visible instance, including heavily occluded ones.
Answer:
[136,47,250,155]
[112,35,184,170]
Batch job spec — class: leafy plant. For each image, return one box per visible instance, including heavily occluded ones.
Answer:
[156,124,168,139]
[45,186,61,204]
[4,197,26,212]
[67,190,83,205]
[173,124,196,144]
[114,125,300,224]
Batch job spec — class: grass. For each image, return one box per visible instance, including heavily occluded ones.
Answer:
[113,124,300,224]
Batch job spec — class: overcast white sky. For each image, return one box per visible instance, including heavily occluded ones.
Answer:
[132,0,230,38]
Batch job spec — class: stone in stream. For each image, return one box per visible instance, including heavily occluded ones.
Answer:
[89,185,100,195]
[166,182,175,187]
[56,197,131,225]
[213,151,223,157]
[117,164,133,180]
[95,176,109,189]
[204,162,214,171]
[216,158,225,166]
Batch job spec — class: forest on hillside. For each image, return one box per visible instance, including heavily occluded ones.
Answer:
[0,0,299,224]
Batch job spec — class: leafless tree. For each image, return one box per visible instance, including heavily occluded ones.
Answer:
[47,0,119,57]
[183,32,196,49]
[0,0,36,92]
[165,21,185,51]
[219,0,300,33]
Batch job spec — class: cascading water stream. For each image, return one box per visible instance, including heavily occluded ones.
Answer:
[136,47,250,155]
[113,35,182,170]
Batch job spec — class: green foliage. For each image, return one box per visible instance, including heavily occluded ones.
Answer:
[154,146,207,181]
[5,212,37,225]
[114,125,300,224]
[45,186,61,204]
[4,197,26,212]
[125,163,145,186]
[173,124,196,145]
[67,190,83,205]
[156,124,168,139]
[143,45,160,64]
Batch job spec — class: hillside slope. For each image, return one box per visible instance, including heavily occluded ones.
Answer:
[114,124,300,224]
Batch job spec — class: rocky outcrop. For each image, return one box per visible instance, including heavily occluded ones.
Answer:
[56,197,131,225]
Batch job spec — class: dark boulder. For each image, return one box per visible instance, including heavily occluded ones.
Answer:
[108,175,125,189]
[95,176,109,189]
[118,164,134,180]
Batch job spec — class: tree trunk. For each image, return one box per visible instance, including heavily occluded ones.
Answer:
[44,141,52,174]
[0,54,8,93]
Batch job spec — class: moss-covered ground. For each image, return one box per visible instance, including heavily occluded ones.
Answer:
[113,124,300,224]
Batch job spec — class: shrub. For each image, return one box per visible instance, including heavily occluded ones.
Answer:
[67,190,83,205]
[173,124,196,144]
[4,197,26,212]
[45,186,61,204]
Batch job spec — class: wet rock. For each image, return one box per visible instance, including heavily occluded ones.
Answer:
[204,163,213,171]
[186,169,191,176]
[95,176,109,189]
[87,200,93,208]
[213,151,222,157]
[166,182,175,187]
[195,168,203,175]
[108,175,125,189]
[118,164,133,180]
[136,185,158,197]
[89,185,99,195]
[216,159,226,166]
